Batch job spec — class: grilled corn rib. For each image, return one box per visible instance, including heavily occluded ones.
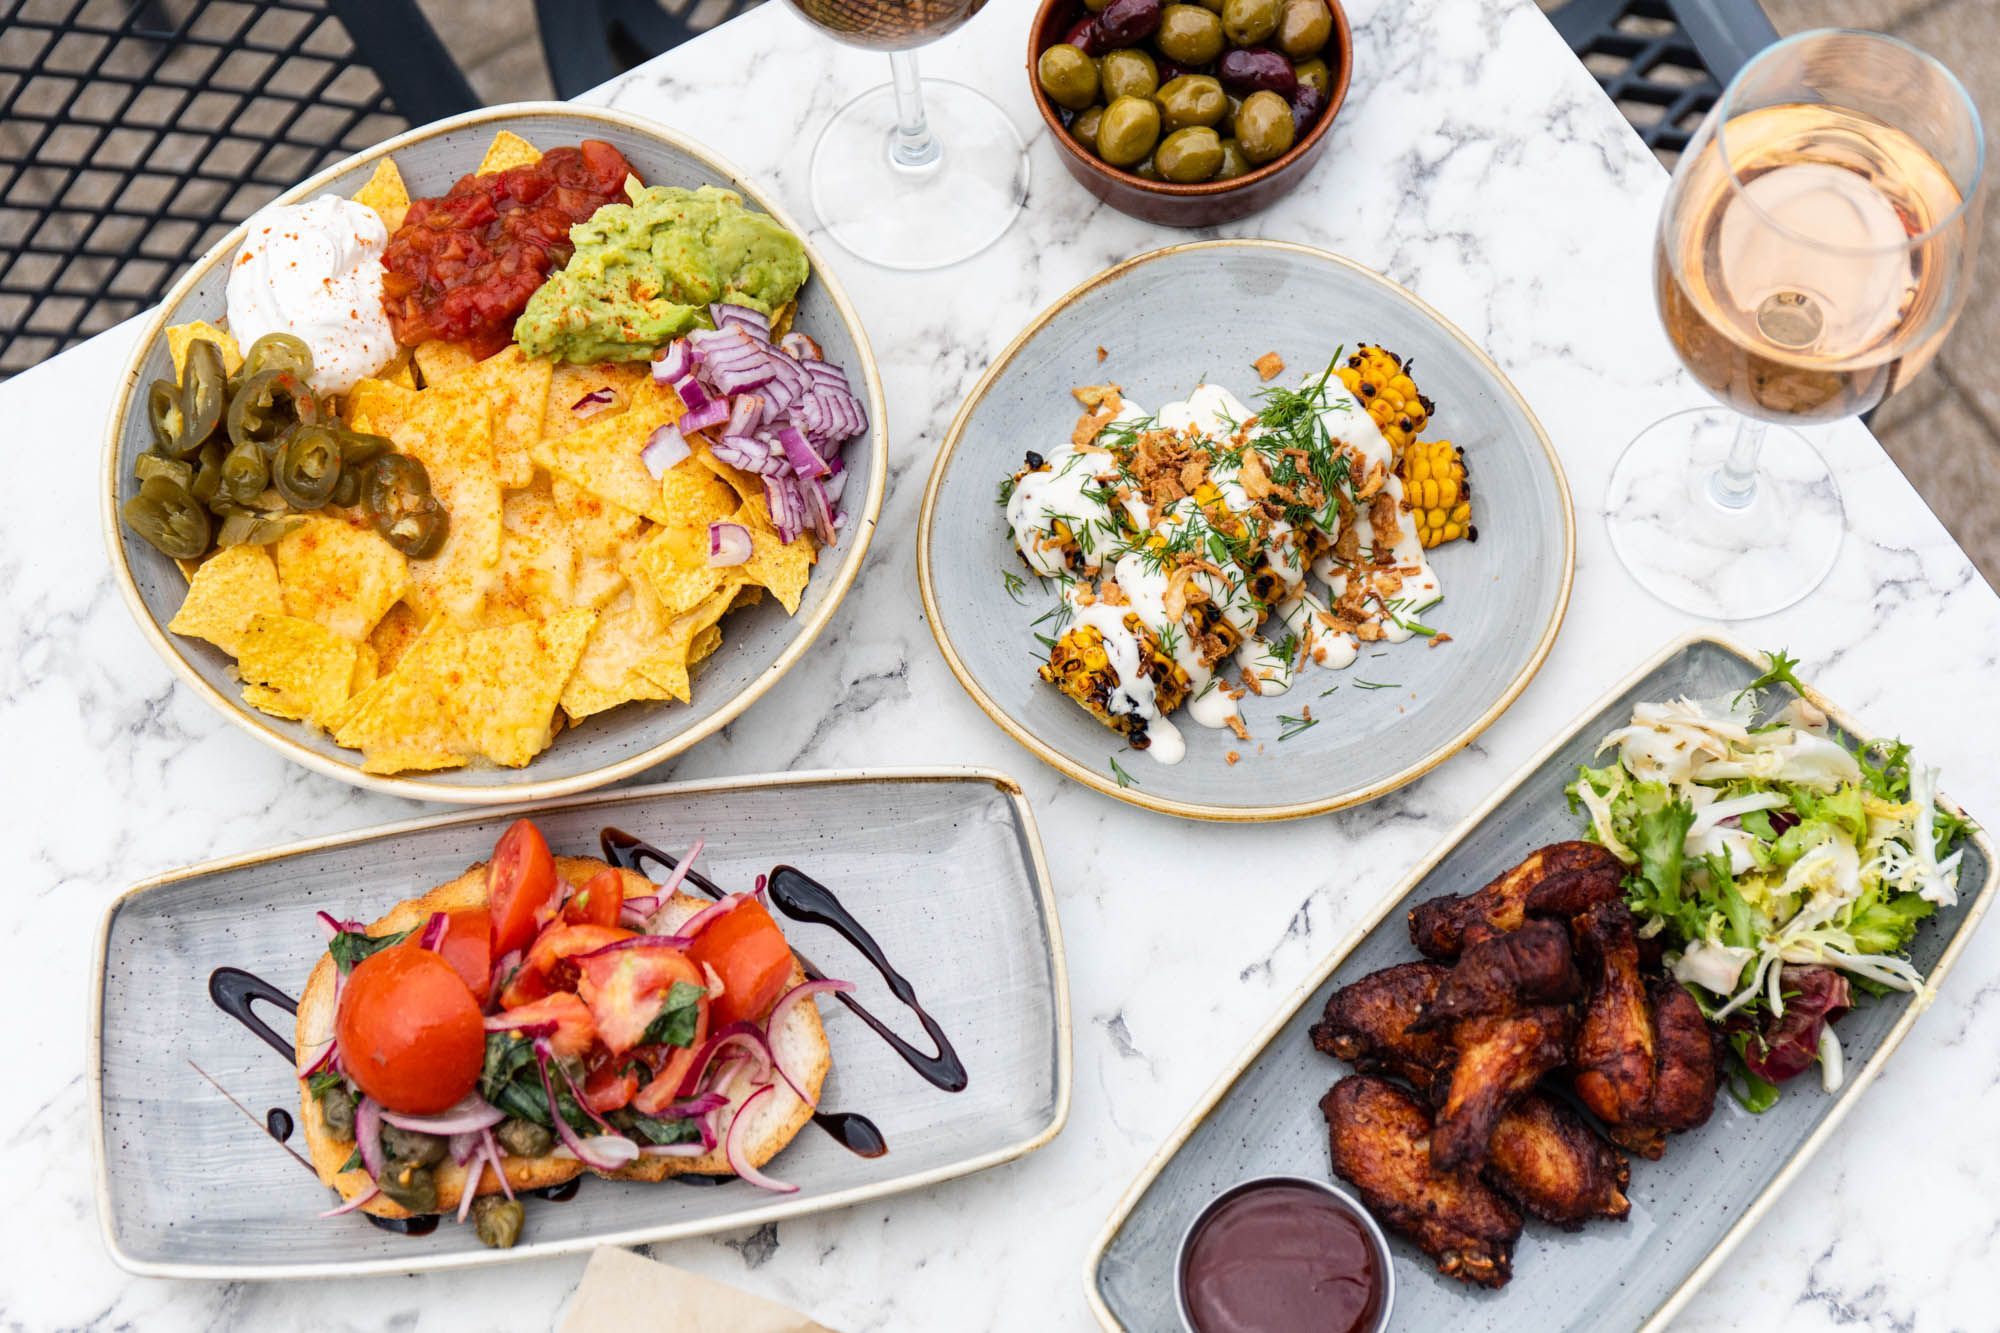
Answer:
[1039,618,1189,745]
[1338,345,1431,458]
[1402,438,1472,548]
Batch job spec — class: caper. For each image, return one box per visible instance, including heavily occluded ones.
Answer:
[472,1196,525,1249]
[1155,4,1225,66]
[1070,105,1107,153]
[1275,0,1332,57]
[379,1125,448,1168]
[1157,73,1228,130]
[1095,94,1162,168]
[317,1083,358,1138]
[374,1162,437,1214]
[1099,47,1158,102]
[1221,0,1281,45]
[1037,43,1099,111]
[1156,126,1226,182]
[495,1116,555,1158]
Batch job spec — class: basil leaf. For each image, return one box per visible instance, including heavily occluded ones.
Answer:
[625,1113,702,1146]
[337,1146,362,1173]
[329,927,411,974]
[307,1071,344,1099]
[639,981,707,1050]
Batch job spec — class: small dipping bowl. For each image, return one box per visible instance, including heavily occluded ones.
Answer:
[1175,1175,1395,1333]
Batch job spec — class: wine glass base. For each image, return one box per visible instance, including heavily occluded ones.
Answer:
[1605,407,1844,621]
[807,79,1027,271]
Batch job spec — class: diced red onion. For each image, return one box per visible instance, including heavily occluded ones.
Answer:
[803,476,838,546]
[319,1184,380,1217]
[381,1092,505,1137]
[680,397,730,433]
[355,1096,385,1181]
[725,1084,797,1193]
[572,388,616,416]
[776,426,830,481]
[764,979,854,1106]
[822,467,848,505]
[651,339,694,383]
[710,303,771,341]
[780,331,822,361]
[673,375,714,416]
[641,424,691,478]
[708,521,753,568]
[711,432,773,475]
[532,1038,639,1171]
[725,394,763,438]
[416,911,447,951]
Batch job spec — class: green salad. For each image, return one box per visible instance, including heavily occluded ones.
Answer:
[1566,651,1971,1108]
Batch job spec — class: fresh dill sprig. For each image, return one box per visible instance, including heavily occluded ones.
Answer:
[1353,679,1399,690]
[1002,569,1027,604]
[1277,713,1319,741]
[1110,755,1140,788]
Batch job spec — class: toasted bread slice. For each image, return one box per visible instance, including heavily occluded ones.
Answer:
[294,855,829,1219]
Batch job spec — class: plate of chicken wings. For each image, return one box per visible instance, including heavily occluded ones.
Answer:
[1087,632,1994,1332]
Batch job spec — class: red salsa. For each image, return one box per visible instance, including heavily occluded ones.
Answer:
[379,139,634,355]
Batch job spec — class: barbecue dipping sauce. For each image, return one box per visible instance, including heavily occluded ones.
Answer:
[1180,1183,1384,1333]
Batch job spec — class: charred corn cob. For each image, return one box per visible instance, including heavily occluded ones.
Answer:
[1399,438,1471,548]
[1337,345,1432,458]
[1039,618,1189,742]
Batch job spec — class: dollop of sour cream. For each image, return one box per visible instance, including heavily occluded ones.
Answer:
[225,196,396,394]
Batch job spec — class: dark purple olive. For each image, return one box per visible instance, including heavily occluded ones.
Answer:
[1063,16,1105,55]
[1289,81,1325,135]
[1218,46,1297,98]
[1096,0,1163,49]
[1153,56,1190,86]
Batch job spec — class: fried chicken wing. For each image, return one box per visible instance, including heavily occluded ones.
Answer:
[1409,841,1626,959]
[1310,961,1454,1091]
[1482,1091,1630,1228]
[1431,1004,1577,1173]
[1412,919,1581,1030]
[1321,1074,1522,1289]
[1572,901,1717,1158]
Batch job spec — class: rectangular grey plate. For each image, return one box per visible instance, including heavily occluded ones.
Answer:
[91,768,1071,1278]
[1088,633,1995,1331]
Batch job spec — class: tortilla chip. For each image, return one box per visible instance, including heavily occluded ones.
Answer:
[731,584,765,609]
[726,498,814,614]
[368,600,424,674]
[449,346,552,487]
[350,642,380,694]
[273,516,410,642]
[688,623,723,664]
[378,346,418,390]
[389,390,503,624]
[485,486,579,625]
[771,300,796,341]
[478,130,541,175]
[345,377,419,438]
[167,544,281,656]
[237,613,364,727]
[559,585,676,720]
[543,362,650,441]
[634,584,739,702]
[167,321,242,379]
[413,340,478,388]
[692,440,764,507]
[352,158,410,232]
[531,378,685,525]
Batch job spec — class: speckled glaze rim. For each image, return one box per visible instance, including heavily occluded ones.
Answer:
[916,239,1576,822]
[87,765,1074,1280]
[97,102,891,806]
[1082,630,1999,1330]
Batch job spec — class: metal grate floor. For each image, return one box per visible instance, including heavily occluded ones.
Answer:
[1547,0,1724,167]
[0,0,411,376]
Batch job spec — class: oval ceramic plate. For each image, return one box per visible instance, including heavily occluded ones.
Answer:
[919,241,1572,821]
[100,103,887,804]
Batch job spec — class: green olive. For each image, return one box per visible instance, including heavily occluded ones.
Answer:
[1293,56,1331,96]
[1155,4,1225,65]
[275,424,342,509]
[1157,74,1228,130]
[1070,105,1107,153]
[1233,88,1295,163]
[122,475,211,560]
[1095,94,1162,167]
[1222,0,1281,45]
[240,331,314,382]
[1215,137,1253,179]
[1099,48,1158,101]
[365,453,449,558]
[374,1163,438,1214]
[178,339,227,457]
[1194,0,1223,10]
[1275,0,1332,57]
[1132,154,1161,181]
[1037,43,1099,111]
[380,1125,449,1168]
[472,1196,525,1249]
[316,1083,358,1138]
[494,1117,555,1158]
[1084,0,1111,10]
[1156,126,1226,182]
[146,379,184,455]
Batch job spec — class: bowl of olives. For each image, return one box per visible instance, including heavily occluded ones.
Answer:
[1029,0,1349,225]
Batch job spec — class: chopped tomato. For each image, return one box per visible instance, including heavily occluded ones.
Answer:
[582,1054,640,1114]
[335,944,484,1114]
[499,922,634,1009]
[488,819,559,959]
[492,992,596,1060]
[432,907,492,1003]
[563,868,626,930]
[577,943,705,1055]
[630,1020,712,1116]
[687,898,795,1028]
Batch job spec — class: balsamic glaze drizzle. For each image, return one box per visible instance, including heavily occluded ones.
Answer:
[209,966,299,1059]
[265,1107,294,1143]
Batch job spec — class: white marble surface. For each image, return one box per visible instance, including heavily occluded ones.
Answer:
[6,0,1999,1328]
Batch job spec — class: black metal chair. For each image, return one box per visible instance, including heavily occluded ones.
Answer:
[1545,0,1780,164]
[535,0,756,100]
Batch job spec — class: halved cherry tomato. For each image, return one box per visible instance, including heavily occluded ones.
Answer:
[562,868,625,930]
[432,907,492,1004]
[335,944,484,1114]
[577,943,705,1055]
[583,1053,640,1113]
[488,818,558,959]
[498,922,634,1009]
[630,1008,712,1116]
[686,898,794,1028]
[491,991,597,1059]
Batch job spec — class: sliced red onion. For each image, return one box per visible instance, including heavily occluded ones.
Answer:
[449,1130,481,1165]
[573,932,695,962]
[381,1092,505,1137]
[301,1039,339,1078]
[482,1126,514,1199]
[317,910,362,941]
[651,1091,729,1119]
[677,892,748,939]
[725,1084,797,1194]
[725,393,763,438]
[678,1021,775,1100]
[641,423,691,478]
[572,388,616,416]
[355,1096,385,1181]
[803,476,838,546]
[617,893,661,930]
[780,331,822,361]
[532,1038,639,1171]
[416,911,447,952]
[651,339,694,383]
[456,1156,483,1224]
[319,1184,380,1217]
[822,467,848,505]
[708,521,753,568]
[764,979,855,1106]
[650,837,704,902]
[641,1142,712,1158]
[752,873,768,901]
[547,1042,619,1135]
[487,948,523,1014]
[763,474,803,543]
[484,1014,558,1038]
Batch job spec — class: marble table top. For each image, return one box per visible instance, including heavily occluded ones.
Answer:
[7,0,1998,1328]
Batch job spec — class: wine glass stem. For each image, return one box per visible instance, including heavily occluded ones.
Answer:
[887,51,940,171]
[1708,415,1767,510]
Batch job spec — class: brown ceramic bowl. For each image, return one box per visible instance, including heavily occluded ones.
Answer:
[1027,0,1351,227]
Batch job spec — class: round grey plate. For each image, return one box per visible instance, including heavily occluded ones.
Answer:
[918,241,1572,822]
[99,103,887,804]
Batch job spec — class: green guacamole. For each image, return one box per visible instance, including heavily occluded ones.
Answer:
[515,180,808,363]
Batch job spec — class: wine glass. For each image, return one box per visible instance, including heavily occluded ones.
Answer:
[782,0,1029,270]
[1605,29,1984,620]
